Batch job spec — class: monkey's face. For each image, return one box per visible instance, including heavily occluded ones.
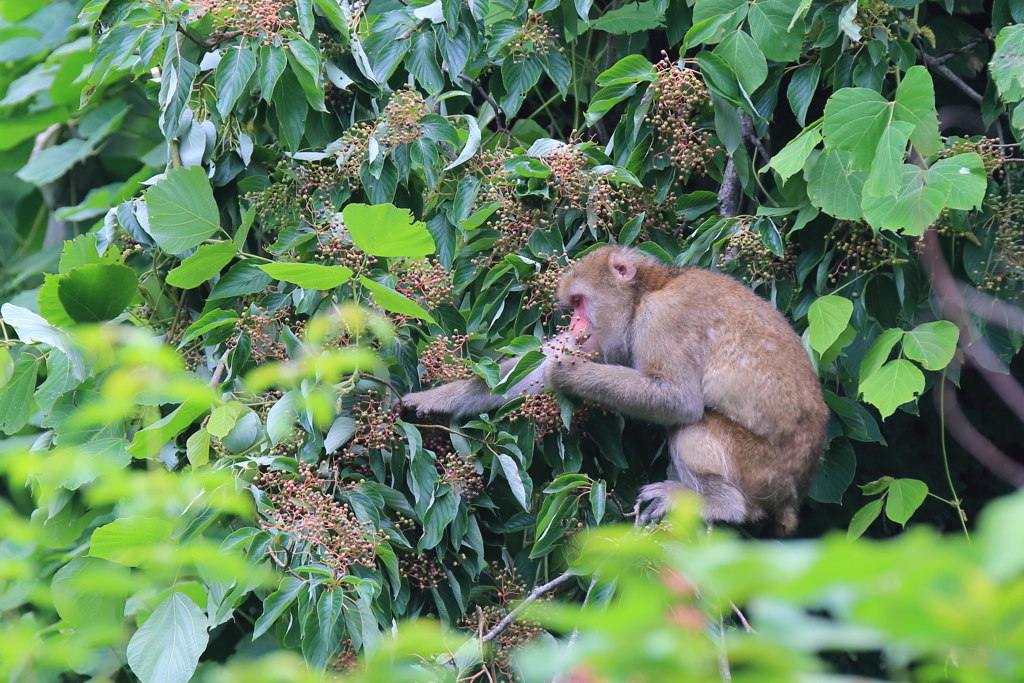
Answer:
[555,247,638,362]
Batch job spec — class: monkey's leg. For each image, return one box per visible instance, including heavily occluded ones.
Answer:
[636,415,751,526]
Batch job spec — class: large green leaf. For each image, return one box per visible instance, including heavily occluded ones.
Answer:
[859,327,904,381]
[593,1,664,33]
[0,352,39,435]
[808,295,853,354]
[862,165,948,236]
[57,264,138,323]
[208,260,274,299]
[91,515,174,567]
[926,153,987,210]
[885,478,928,525]
[768,122,820,181]
[596,54,656,86]
[864,122,913,198]
[359,277,436,323]
[822,87,892,170]
[145,166,221,254]
[127,592,209,683]
[991,24,1024,102]
[713,29,767,94]
[748,0,805,62]
[902,320,959,370]
[259,262,353,290]
[893,66,941,157]
[51,557,129,631]
[807,437,856,504]
[807,149,867,220]
[859,358,924,419]
[692,0,747,31]
[343,203,435,257]
[286,35,326,111]
[215,45,256,117]
[166,242,238,289]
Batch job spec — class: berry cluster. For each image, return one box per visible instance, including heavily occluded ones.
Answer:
[378,89,429,148]
[231,305,298,363]
[829,221,896,283]
[437,452,484,501]
[648,56,718,178]
[315,224,378,275]
[936,138,1007,178]
[419,334,474,385]
[333,121,375,187]
[252,465,381,575]
[189,0,297,43]
[394,258,453,308]
[400,553,446,590]
[509,391,564,439]
[522,252,570,317]
[247,162,344,238]
[505,11,560,59]
[726,225,796,284]
[977,195,1024,293]
[327,641,358,676]
[269,426,304,458]
[349,391,403,451]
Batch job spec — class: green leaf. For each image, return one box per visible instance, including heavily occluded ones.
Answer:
[902,320,959,370]
[585,81,639,125]
[259,262,353,290]
[359,277,436,323]
[767,122,821,182]
[859,359,924,419]
[862,166,948,236]
[286,35,326,111]
[179,309,239,347]
[748,0,805,62]
[215,45,257,117]
[444,114,481,171]
[714,30,767,95]
[145,166,221,254]
[127,592,209,683]
[208,402,246,439]
[808,295,854,354]
[57,264,138,323]
[128,399,209,459]
[859,328,904,381]
[0,352,38,435]
[1,304,85,380]
[692,0,747,30]
[419,488,459,551]
[408,30,444,95]
[166,242,238,289]
[847,498,883,540]
[685,13,741,47]
[593,1,664,33]
[864,122,913,198]
[822,87,892,170]
[208,261,274,299]
[590,479,607,524]
[787,61,820,127]
[51,557,129,631]
[819,323,856,365]
[807,437,856,504]
[258,45,287,101]
[926,153,986,210]
[495,451,529,509]
[893,66,941,157]
[596,54,656,86]
[186,428,210,467]
[807,149,867,220]
[885,478,928,525]
[91,515,174,567]
[253,575,304,639]
[343,203,435,257]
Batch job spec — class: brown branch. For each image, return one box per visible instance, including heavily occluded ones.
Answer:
[481,572,574,642]
[459,74,511,134]
[917,48,982,103]
[717,158,739,217]
[398,18,427,41]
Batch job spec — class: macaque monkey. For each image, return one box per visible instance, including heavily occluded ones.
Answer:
[405,246,829,535]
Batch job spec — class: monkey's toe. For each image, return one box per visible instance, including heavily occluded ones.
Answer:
[636,482,683,525]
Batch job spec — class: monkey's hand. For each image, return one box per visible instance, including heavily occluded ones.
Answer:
[403,382,470,418]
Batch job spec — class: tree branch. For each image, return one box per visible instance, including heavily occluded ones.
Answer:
[481,572,575,642]
[717,158,740,217]
[917,48,983,103]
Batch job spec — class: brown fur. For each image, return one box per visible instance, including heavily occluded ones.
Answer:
[547,246,829,535]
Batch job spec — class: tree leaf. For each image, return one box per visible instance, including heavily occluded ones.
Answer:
[822,87,892,170]
[787,61,819,127]
[51,556,129,631]
[748,0,805,62]
[343,203,435,257]
[859,359,924,419]
[885,478,928,525]
[808,437,856,504]
[186,428,210,467]
[807,149,867,220]
[902,320,959,370]
[57,264,138,323]
[258,44,287,101]
[215,45,256,117]
[596,54,656,86]
[767,122,821,181]
[127,592,209,683]
[259,262,353,290]
[864,122,913,198]
[808,295,854,353]
[91,515,174,567]
[443,114,481,171]
[145,166,221,254]
[859,327,904,381]
[166,242,238,289]
[847,498,883,540]
[926,153,986,210]
[208,261,274,299]
[1,303,85,380]
[714,30,767,95]
[893,65,941,158]
[592,1,664,33]
[0,352,38,435]
[495,451,529,509]
[862,166,947,236]
[359,277,436,323]
[208,401,246,439]
[286,35,326,111]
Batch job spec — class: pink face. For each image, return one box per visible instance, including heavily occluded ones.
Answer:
[567,292,597,352]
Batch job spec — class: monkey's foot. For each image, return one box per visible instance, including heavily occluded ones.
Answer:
[635,481,691,525]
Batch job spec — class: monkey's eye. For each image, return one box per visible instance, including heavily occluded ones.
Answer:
[569,294,584,310]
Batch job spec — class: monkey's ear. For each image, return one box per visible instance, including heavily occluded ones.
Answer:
[609,252,636,282]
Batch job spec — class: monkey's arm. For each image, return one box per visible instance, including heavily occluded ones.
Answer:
[546,360,703,426]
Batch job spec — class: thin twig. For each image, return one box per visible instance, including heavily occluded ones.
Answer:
[408,422,489,444]
[397,18,427,40]
[459,74,511,134]
[917,48,982,102]
[208,350,231,387]
[481,572,574,642]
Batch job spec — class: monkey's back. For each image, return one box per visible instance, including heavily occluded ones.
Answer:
[636,267,829,505]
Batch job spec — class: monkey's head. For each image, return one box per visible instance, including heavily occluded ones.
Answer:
[556,246,649,364]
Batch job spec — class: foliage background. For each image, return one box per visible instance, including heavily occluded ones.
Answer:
[2,0,1024,679]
